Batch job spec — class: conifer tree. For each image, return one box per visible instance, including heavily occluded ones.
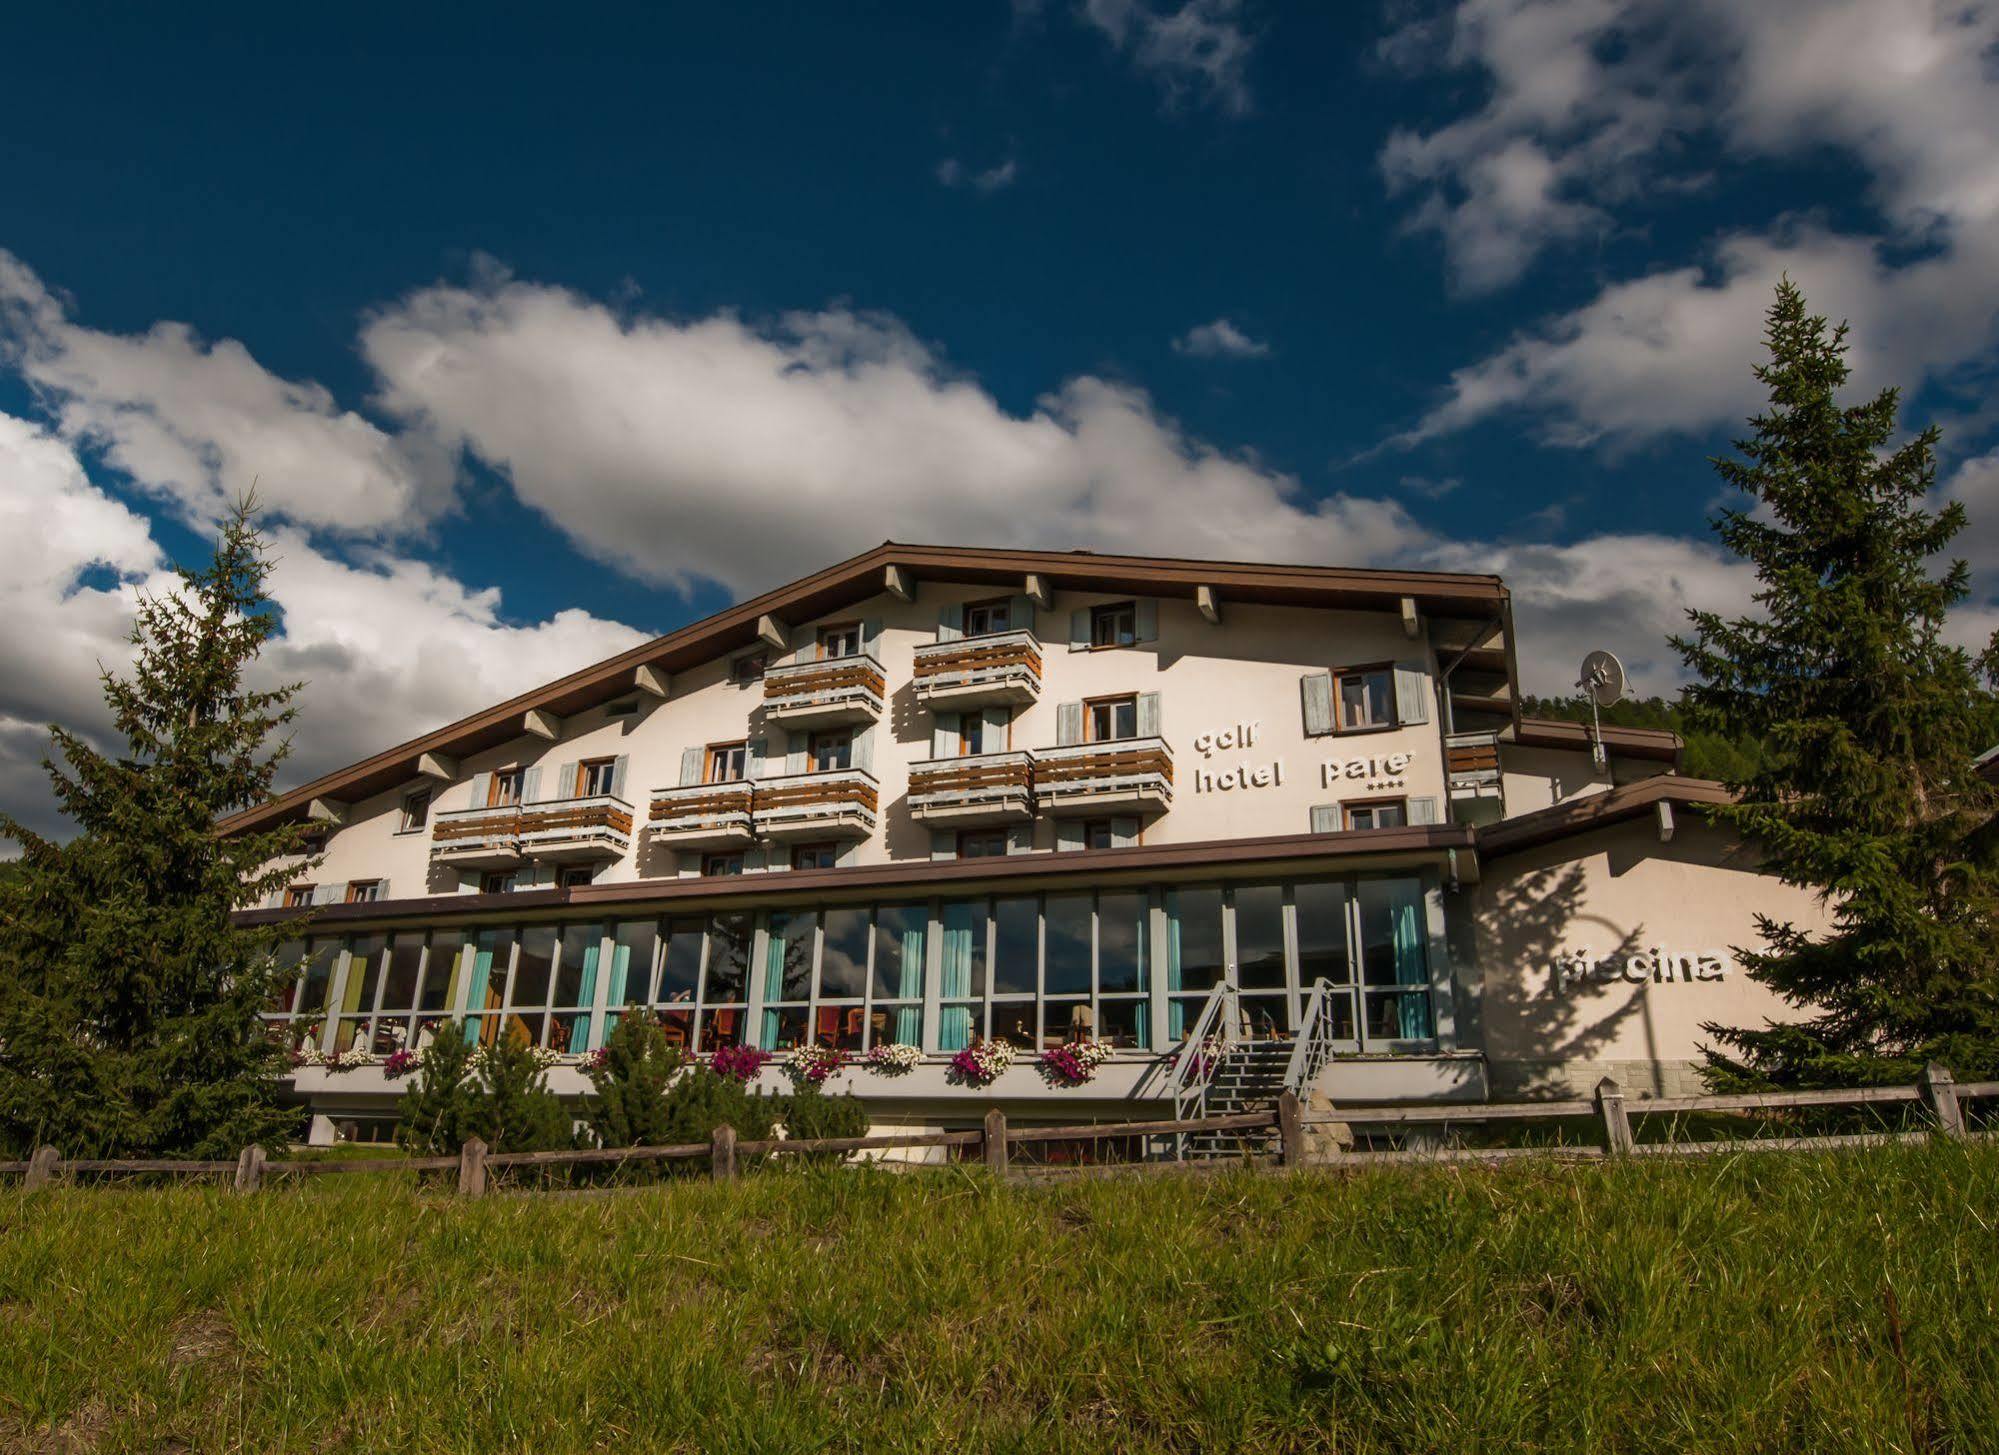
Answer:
[473,1038,574,1153]
[393,1029,483,1155]
[583,1014,686,1150]
[1675,281,1999,1088]
[0,499,314,1155]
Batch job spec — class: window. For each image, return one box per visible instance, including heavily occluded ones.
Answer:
[345,880,382,904]
[576,758,617,797]
[791,842,838,870]
[698,912,755,1052]
[706,741,748,783]
[479,871,516,894]
[1336,666,1396,731]
[1233,884,1288,1039]
[957,829,1009,859]
[731,652,768,685]
[1087,695,1139,742]
[757,909,818,1050]
[1164,887,1224,1040]
[331,933,388,1052]
[1083,820,1115,851]
[558,865,595,888]
[283,885,315,909]
[964,597,1012,637]
[813,905,873,1052]
[1359,879,1433,1042]
[261,938,338,1051]
[1090,601,1137,648]
[1345,800,1407,831]
[701,852,746,877]
[398,789,430,833]
[489,769,524,807]
[874,904,927,1050]
[817,623,862,659]
[809,730,853,773]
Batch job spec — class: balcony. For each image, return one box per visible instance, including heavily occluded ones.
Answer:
[1445,730,1503,825]
[910,630,1041,710]
[646,781,756,851]
[908,751,1034,826]
[518,795,634,863]
[762,653,886,728]
[429,804,526,871]
[753,768,880,842]
[1032,737,1173,817]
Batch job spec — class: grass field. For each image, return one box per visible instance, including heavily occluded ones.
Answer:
[3,1143,1996,1453]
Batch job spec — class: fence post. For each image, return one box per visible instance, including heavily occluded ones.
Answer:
[1921,1062,1966,1140]
[711,1124,737,1182]
[1276,1090,1306,1167]
[983,1108,1008,1176]
[234,1145,267,1194]
[1594,1076,1634,1156]
[23,1146,59,1190]
[458,1137,488,1198]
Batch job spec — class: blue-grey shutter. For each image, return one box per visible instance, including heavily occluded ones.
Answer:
[1109,815,1139,848]
[748,737,768,778]
[983,704,1010,749]
[1310,804,1339,835]
[853,724,875,773]
[521,766,543,803]
[1409,796,1440,826]
[785,732,807,776]
[1069,608,1089,651]
[1007,823,1034,855]
[676,852,701,879]
[466,771,491,809]
[931,831,957,861]
[937,603,964,642]
[377,878,392,902]
[1009,594,1035,636]
[609,755,629,800]
[932,711,960,758]
[1394,663,1430,725]
[1056,821,1085,852]
[1135,691,1160,739]
[679,746,703,786]
[835,841,860,867]
[1056,701,1084,746]
[742,846,767,872]
[310,883,341,906]
[861,618,882,658]
[1134,599,1158,644]
[553,763,576,800]
[1300,673,1334,737]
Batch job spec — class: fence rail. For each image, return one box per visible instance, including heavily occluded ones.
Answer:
[7,1064,1994,1194]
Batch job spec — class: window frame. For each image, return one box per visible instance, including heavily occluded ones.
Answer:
[575,757,618,798]
[1333,663,1398,733]
[731,651,768,686]
[1085,693,1140,743]
[790,842,839,871]
[1343,798,1409,831]
[489,768,524,807]
[1088,600,1137,649]
[283,885,315,909]
[808,728,854,773]
[706,740,749,784]
[398,788,431,834]
[963,596,1013,638]
[956,828,1009,859]
[345,880,382,904]
[816,622,863,660]
[701,852,747,878]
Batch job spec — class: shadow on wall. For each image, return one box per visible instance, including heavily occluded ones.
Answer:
[1472,861,1650,1098]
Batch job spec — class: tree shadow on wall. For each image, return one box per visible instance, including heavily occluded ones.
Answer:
[1474,860,1651,1098]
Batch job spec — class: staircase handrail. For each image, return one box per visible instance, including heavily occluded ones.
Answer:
[1282,977,1339,1095]
[1167,980,1236,1119]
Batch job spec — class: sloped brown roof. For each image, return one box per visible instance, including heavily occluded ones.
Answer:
[1512,717,1682,764]
[220,541,1513,836]
[1476,775,1733,859]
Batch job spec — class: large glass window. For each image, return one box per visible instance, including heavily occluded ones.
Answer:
[548,923,604,1054]
[758,909,817,1050]
[462,927,518,1048]
[414,931,464,1049]
[367,932,427,1053]
[1359,879,1433,1042]
[652,916,703,1049]
[815,905,871,1052]
[263,937,338,1051]
[504,926,558,1049]
[332,934,388,1053]
[698,912,754,1052]
[1096,891,1149,1049]
[1165,887,1224,1041]
[874,903,926,1050]
[1293,881,1357,1043]
[938,899,985,1052]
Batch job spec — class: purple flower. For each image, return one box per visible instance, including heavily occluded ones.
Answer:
[710,1044,772,1083]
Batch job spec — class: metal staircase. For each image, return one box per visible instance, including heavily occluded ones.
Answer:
[1166,978,1342,1161]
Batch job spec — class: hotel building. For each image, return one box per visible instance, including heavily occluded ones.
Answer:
[226,543,1823,1144]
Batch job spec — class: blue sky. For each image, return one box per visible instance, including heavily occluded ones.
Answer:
[4,1,1999,837]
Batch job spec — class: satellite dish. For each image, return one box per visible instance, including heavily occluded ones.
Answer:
[1578,650,1627,708]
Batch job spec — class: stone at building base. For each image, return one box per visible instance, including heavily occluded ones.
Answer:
[1303,1090,1354,1160]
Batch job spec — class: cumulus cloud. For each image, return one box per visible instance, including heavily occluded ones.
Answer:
[1080,0,1257,115]
[1173,317,1270,359]
[936,156,1020,192]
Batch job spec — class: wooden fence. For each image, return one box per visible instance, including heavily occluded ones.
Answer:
[4,1065,1994,1195]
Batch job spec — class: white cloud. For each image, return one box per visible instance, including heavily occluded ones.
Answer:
[1173,317,1270,359]
[1080,0,1256,116]
[937,157,1020,193]
[0,250,450,537]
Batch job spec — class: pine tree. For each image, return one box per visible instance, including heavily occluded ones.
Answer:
[474,1039,574,1154]
[1675,280,1999,1088]
[583,1014,687,1150]
[393,1029,483,1155]
[0,498,314,1155]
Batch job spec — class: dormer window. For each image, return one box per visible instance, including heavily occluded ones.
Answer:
[1090,601,1137,649]
[818,623,862,659]
[732,652,768,685]
[964,597,1013,637]
[398,788,430,832]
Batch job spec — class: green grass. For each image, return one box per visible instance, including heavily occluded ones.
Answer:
[3,1144,1996,1453]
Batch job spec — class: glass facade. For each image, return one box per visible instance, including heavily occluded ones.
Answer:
[266,872,1441,1066]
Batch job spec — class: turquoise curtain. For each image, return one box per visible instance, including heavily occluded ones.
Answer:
[461,938,493,1044]
[1133,902,1150,1050]
[573,938,600,1052]
[1165,896,1185,1040]
[602,940,630,1039]
[1390,884,1431,1039]
[760,921,787,1049]
[939,902,975,1051]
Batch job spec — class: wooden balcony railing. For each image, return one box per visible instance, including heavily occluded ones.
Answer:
[646,781,756,847]
[910,630,1041,706]
[518,795,634,861]
[1032,737,1173,814]
[753,769,880,840]
[430,803,525,866]
[908,751,1034,823]
[1445,731,1501,794]
[762,653,886,724]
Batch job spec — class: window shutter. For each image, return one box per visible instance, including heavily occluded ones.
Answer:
[853,724,875,773]
[609,755,629,800]
[1110,815,1139,848]
[931,831,957,861]
[521,766,542,803]
[785,734,807,776]
[1300,673,1334,737]
[748,737,768,778]
[1069,608,1090,652]
[836,841,860,868]
[466,771,491,808]
[1134,598,1158,644]
[679,746,703,786]
[1409,796,1440,826]
[932,711,960,759]
[1056,821,1085,852]
[1056,701,1084,746]
[983,704,1010,748]
[1136,691,1160,738]
[861,618,882,658]
[1009,594,1035,636]
[1007,823,1034,855]
[937,603,964,642]
[1394,663,1430,725]
[742,846,766,873]
[675,852,701,879]
[1310,804,1339,835]
[554,762,576,800]
[377,878,392,902]
[310,883,341,906]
